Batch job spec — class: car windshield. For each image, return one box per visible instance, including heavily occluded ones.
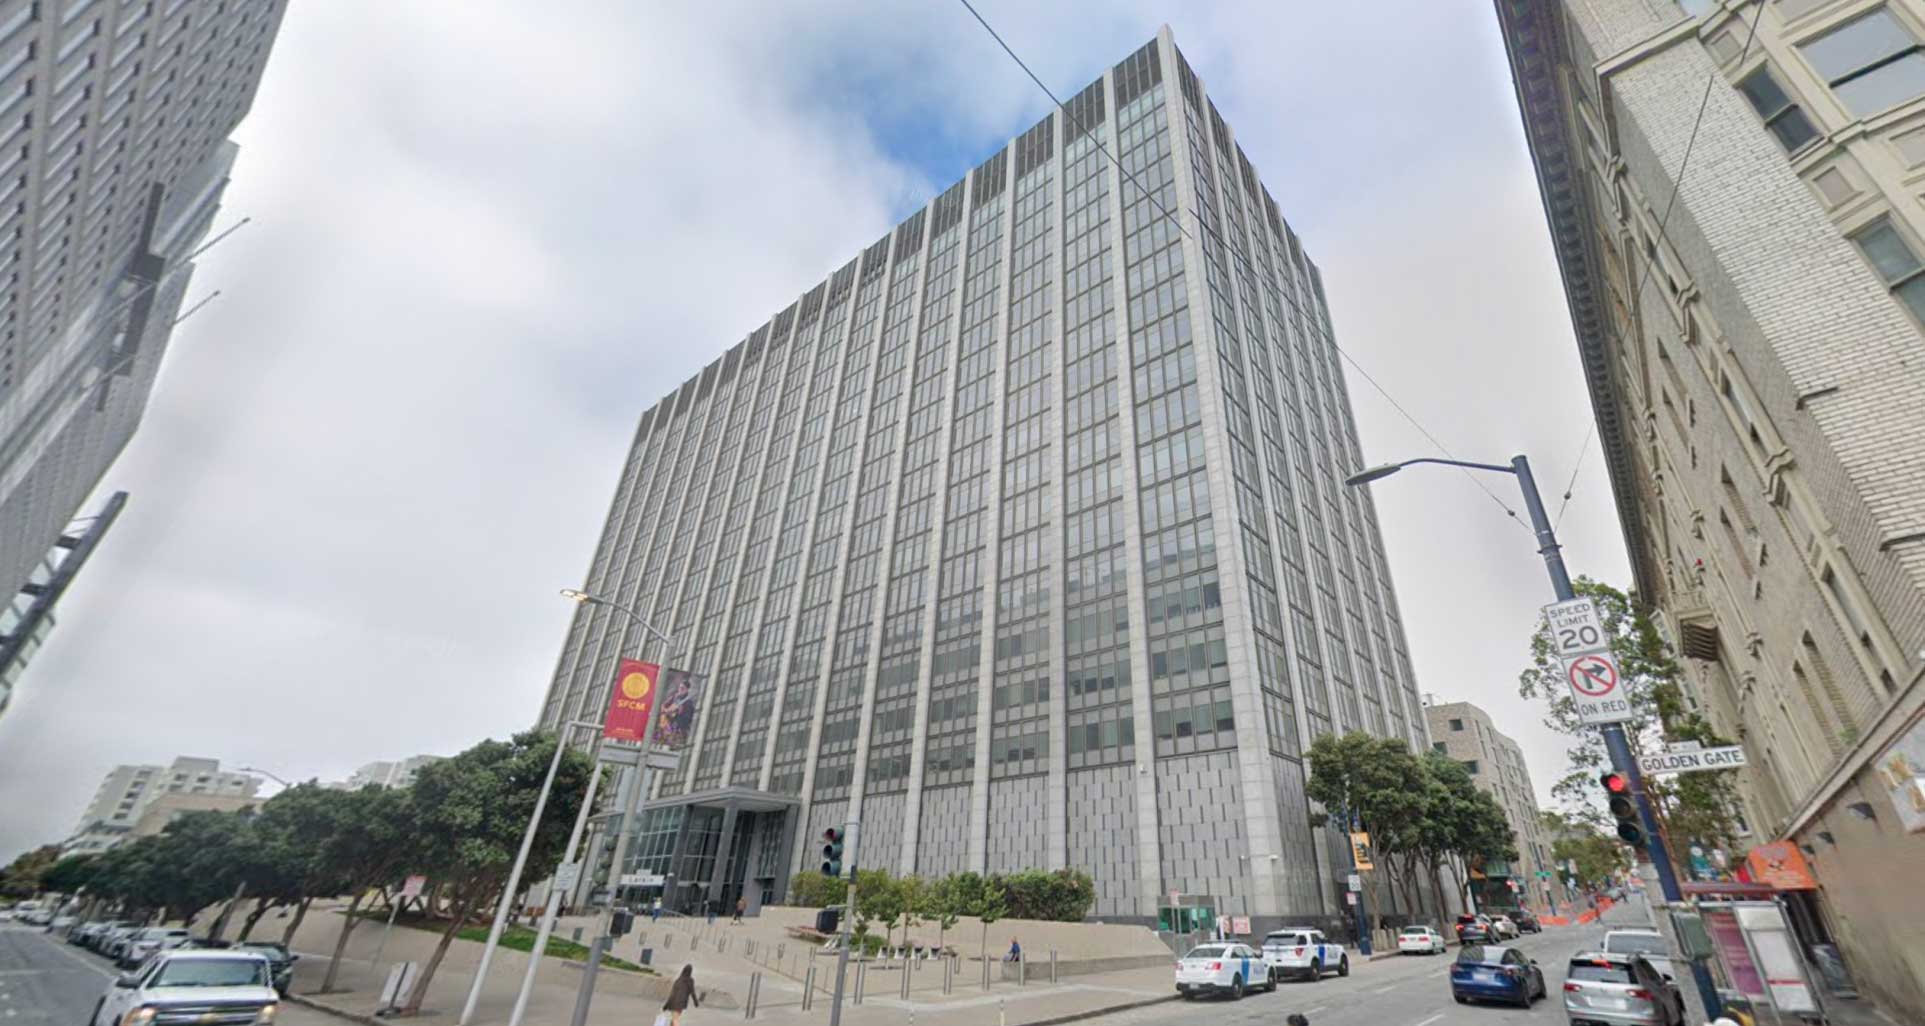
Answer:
[1183,946,1229,959]
[1263,934,1304,945]
[1457,945,1500,964]
[1605,933,1667,956]
[152,959,270,988]
[1569,959,1635,984]
[138,929,175,940]
[239,943,286,956]
[1401,928,1430,936]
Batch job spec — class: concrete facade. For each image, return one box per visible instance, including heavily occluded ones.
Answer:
[1423,700,1567,913]
[0,0,288,633]
[64,756,261,854]
[539,29,1431,935]
[1496,0,1925,1015]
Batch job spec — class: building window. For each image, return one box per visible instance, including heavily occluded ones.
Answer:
[1449,718,1464,731]
[1800,8,1925,117]
[1849,218,1925,323]
[1432,742,1448,754]
[1463,759,1480,774]
[1736,66,1821,152]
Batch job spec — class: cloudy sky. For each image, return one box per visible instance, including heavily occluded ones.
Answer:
[0,1,1630,860]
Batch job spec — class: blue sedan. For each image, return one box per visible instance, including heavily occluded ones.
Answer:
[1450,944,1546,1008]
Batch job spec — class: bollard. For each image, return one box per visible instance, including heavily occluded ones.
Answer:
[743,971,760,1020]
[801,963,815,1011]
[665,934,674,951]
[943,952,952,994]
[999,997,1007,1026]
[1050,949,1058,985]
[748,940,756,959]
[854,958,866,1004]
[1018,950,1026,987]
[982,953,990,991]
[901,954,912,999]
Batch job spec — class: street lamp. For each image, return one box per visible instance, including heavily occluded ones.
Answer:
[235,766,292,789]
[547,587,678,1026]
[1345,452,1718,1019]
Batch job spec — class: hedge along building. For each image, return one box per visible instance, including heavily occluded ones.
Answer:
[538,28,1437,937]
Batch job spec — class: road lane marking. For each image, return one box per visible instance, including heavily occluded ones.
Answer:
[1305,1006,1326,1014]
[1413,1014,1444,1026]
[1373,983,1396,993]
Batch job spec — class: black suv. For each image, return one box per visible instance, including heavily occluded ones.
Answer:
[1510,910,1541,933]
[233,941,297,995]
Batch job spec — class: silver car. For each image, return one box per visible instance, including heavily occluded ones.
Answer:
[1601,928,1675,980]
[1562,951,1683,1026]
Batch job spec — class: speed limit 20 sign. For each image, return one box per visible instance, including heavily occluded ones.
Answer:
[1545,599,1606,657]
[1544,599,1637,726]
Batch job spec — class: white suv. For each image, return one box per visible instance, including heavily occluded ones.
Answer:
[90,950,278,1026]
[1260,927,1348,982]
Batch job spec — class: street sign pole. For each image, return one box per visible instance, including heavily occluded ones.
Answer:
[827,818,860,1026]
[1511,456,1717,1023]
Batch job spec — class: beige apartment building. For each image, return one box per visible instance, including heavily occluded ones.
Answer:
[1496,0,1925,1015]
[1423,701,1567,914]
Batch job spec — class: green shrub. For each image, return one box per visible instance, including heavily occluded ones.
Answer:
[786,871,847,908]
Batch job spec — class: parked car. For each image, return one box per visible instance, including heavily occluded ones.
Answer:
[1512,909,1542,933]
[1490,915,1520,940]
[1175,942,1272,999]
[87,949,278,1026]
[1601,929,1675,979]
[1449,944,1546,1008]
[119,927,192,969]
[1563,951,1683,1026]
[99,925,141,959]
[235,941,297,996]
[1397,925,1447,955]
[1454,914,1493,944]
[48,915,77,934]
[74,921,122,948]
[1259,927,1347,982]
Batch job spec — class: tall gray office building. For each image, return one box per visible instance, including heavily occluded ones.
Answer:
[541,28,1429,932]
[0,0,287,671]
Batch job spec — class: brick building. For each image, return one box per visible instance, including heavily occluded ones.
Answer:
[1496,0,1925,1015]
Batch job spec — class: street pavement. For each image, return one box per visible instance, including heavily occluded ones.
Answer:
[1093,902,1654,1026]
[0,924,335,1026]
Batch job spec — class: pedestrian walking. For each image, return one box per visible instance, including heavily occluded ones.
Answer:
[651,897,662,922]
[732,896,746,924]
[706,899,717,926]
[658,964,700,1026]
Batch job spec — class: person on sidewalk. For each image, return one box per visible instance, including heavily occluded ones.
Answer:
[1004,937,1022,963]
[706,899,717,926]
[661,964,700,1026]
[732,897,746,924]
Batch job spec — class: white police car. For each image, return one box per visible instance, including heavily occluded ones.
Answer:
[1175,942,1274,999]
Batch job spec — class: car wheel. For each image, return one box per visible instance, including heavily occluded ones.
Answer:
[1230,974,1244,1000]
[1337,955,1349,978]
[1453,993,1468,1004]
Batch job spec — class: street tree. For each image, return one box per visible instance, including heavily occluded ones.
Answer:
[40,855,99,897]
[1518,578,1742,854]
[0,844,62,899]
[316,785,412,993]
[919,875,962,953]
[853,869,903,948]
[969,875,1007,961]
[396,731,593,1016]
[236,783,350,943]
[1305,731,1426,938]
[1542,812,1631,892]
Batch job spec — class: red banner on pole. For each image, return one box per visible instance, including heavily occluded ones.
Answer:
[603,660,660,743]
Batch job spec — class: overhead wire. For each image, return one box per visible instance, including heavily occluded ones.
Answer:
[955,0,1532,530]
[1554,3,1766,533]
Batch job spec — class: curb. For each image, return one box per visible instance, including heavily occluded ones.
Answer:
[285,992,383,1026]
[1022,993,1179,1026]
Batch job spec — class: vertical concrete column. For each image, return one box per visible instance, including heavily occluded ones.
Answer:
[790,259,885,872]
[1098,58,1166,919]
[847,209,940,828]
[1042,104,1072,873]
[706,800,744,908]
[965,140,1024,874]
[1156,30,1285,921]
[902,177,981,875]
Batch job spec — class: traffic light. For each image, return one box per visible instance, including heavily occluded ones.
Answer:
[1601,772,1645,847]
[821,827,845,876]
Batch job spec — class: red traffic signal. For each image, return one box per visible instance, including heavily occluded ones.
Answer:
[1599,772,1645,847]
